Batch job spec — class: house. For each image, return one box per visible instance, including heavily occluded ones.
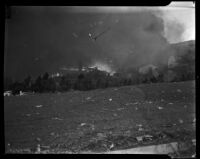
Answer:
[19,91,24,96]
[4,91,12,96]
[19,91,35,96]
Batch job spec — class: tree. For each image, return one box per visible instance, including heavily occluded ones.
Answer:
[78,73,85,80]
[10,81,24,95]
[60,76,71,91]
[76,73,85,90]
[48,78,56,92]
[4,76,13,91]
[43,72,49,80]
[23,75,31,91]
[33,75,42,92]
[40,72,52,92]
[173,50,195,81]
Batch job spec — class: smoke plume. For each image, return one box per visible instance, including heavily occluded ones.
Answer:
[4,6,190,80]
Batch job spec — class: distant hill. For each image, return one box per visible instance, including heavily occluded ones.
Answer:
[166,40,195,82]
[171,40,195,57]
[171,40,195,48]
[135,40,195,82]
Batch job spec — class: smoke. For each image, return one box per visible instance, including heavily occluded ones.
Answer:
[156,7,195,43]
[5,6,191,80]
[163,18,185,43]
[89,61,116,75]
[91,11,171,70]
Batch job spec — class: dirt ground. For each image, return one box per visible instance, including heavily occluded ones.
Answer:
[4,80,195,155]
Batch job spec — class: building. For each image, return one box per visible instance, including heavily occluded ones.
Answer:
[4,91,12,96]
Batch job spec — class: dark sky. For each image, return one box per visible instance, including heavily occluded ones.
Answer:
[4,6,184,81]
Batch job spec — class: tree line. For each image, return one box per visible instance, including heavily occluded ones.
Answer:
[4,51,195,95]
[4,67,194,95]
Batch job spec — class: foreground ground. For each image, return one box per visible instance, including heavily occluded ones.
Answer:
[4,81,196,155]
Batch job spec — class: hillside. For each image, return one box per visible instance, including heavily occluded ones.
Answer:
[171,40,195,57]
[4,81,195,154]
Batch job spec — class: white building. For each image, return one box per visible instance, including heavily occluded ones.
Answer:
[4,91,12,96]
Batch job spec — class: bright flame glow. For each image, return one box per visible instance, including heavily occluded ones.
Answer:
[90,61,115,75]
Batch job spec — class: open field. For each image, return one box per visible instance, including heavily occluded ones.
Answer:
[4,81,195,155]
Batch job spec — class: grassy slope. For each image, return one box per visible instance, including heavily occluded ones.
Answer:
[4,81,195,153]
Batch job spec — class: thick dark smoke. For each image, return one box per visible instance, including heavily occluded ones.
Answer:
[4,7,185,80]
[93,11,171,70]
